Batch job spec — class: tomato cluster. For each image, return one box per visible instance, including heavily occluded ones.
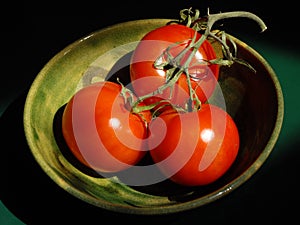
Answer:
[61,15,243,186]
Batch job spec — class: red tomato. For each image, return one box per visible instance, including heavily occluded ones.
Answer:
[148,103,239,186]
[130,24,219,107]
[61,81,150,173]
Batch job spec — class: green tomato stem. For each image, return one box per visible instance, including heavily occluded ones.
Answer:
[205,11,267,34]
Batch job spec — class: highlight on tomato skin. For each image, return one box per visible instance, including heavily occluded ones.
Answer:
[148,103,240,186]
[130,24,220,107]
[61,81,151,173]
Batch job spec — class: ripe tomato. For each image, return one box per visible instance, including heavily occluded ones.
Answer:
[130,24,219,107]
[61,81,150,173]
[148,103,239,186]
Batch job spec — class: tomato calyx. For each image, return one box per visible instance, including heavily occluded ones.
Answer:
[124,8,268,115]
[117,77,167,123]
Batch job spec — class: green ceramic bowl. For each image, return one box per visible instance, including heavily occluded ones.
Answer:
[23,19,284,215]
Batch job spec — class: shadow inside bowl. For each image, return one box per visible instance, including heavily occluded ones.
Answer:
[53,103,211,202]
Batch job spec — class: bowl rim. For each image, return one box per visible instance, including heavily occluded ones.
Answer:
[23,18,284,215]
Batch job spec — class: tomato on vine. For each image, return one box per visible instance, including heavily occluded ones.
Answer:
[148,103,240,186]
[129,8,267,110]
[61,81,151,173]
[130,23,220,107]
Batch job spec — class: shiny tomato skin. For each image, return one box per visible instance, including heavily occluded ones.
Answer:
[148,104,239,186]
[62,81,150,173]
[130,24,219,107]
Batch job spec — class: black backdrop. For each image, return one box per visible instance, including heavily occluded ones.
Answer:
[1,1,298,224]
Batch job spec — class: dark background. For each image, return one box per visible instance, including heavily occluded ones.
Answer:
[4,0,299,108]
[1,1,299,224]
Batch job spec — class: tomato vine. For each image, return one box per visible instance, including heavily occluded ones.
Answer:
[125,8,267,116]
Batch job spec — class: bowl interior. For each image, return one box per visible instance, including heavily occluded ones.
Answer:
[23,19,284,215]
